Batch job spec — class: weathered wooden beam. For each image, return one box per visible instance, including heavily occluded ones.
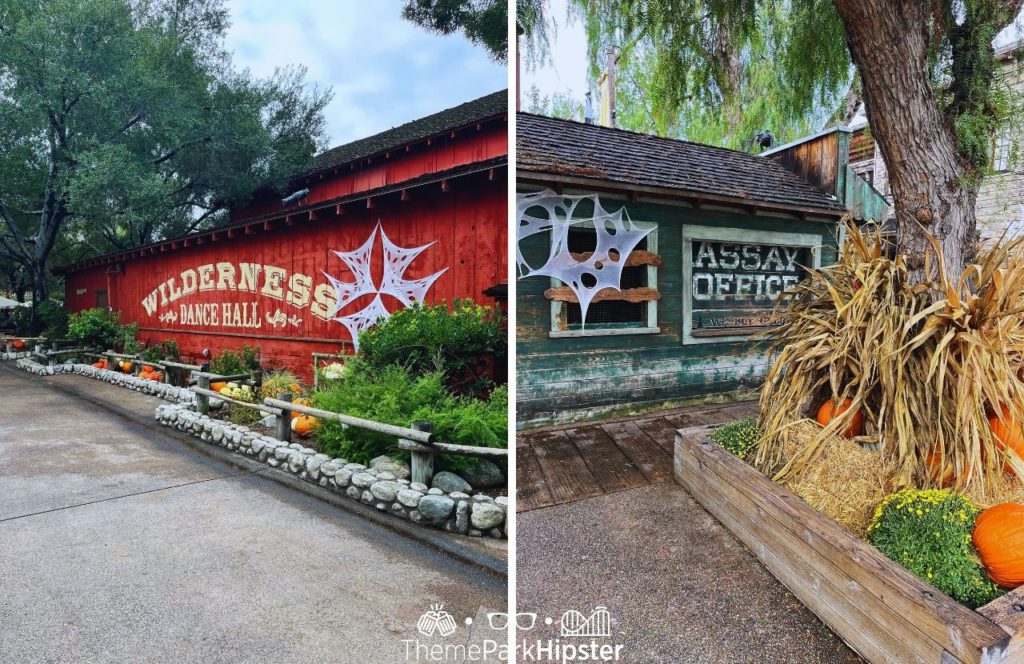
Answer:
[262,397,435,444]
[408,420,435,485]
[978,588,1024,661]
[674,426,1014,664]
[544,286,661,304]
[568,250,663,267]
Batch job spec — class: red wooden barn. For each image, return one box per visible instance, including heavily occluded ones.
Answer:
[59,91,508,377]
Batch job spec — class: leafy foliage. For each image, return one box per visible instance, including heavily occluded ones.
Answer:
[0,0,331,331]
[755,222,1024,492]
[402,0,507,61]
[67,308,122,348]
[710,418,761,460]
[260,370,304,399]
[564,0,850,148]
[867,489,1003,608]
[311,359,507,469]
[357,301,506,395]
[208,344,260,376]
[227,405,263,426]
[139,340,180,362]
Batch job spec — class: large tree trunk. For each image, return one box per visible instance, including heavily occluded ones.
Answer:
[29,259,48,335]
[833,0,978,282]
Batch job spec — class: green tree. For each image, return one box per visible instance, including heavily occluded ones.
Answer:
[402,0,508,62]
[0,0,332,332]
[537,0,1024,281]
[523,84,584,120]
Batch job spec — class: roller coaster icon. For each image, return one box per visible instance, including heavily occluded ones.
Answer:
[559,606,611,638]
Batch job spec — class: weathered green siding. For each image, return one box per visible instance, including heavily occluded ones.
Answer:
[516,188,840,427]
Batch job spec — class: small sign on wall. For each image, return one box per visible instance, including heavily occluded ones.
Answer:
[682,226,821,343]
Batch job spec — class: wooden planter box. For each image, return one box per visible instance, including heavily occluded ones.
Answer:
[674,425,1024,664]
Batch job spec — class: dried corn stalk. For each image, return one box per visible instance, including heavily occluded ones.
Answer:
[754,220,1024,493]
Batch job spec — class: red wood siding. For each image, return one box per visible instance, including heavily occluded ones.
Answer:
[230,122,507,223]
[64,172,506,379]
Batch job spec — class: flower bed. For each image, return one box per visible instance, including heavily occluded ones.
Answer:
[675,425,1024,664]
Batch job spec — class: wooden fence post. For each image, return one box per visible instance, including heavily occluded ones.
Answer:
[275,392,292,443]
[409,420,435,485]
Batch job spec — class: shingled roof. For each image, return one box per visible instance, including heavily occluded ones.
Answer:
[517,113,846,215]
[310,90,507,174]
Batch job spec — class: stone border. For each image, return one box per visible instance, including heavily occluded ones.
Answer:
[154,403,507,539]
[1,351,32,360]
[15,358,195,404]
[13,357,507,539]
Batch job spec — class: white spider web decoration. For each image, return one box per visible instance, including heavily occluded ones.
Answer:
[516,189,652,325]
[322,223,447,348]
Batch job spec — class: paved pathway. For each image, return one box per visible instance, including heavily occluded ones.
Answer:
[517,401,759,511]
[0,363,505,664]
[517,483,861,663]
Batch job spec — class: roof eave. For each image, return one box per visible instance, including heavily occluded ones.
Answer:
[516,169,846,219]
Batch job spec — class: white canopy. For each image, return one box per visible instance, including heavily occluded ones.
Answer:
[0,296,29,309]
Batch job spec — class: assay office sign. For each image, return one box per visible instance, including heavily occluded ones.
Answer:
[689,240,810,332]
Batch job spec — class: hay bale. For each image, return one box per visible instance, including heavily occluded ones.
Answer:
[777,420,896,537]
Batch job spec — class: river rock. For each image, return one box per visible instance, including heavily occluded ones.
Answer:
[418,495,455,525]
[470,502,505,530]
[431,471,471,494]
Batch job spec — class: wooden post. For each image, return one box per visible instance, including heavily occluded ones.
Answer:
[196,374,210,415]
[409,420,435,485]
[275,392,292,443]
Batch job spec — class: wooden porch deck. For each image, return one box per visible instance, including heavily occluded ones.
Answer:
[516,401,759,512]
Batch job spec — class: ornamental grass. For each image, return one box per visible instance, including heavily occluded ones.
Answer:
[754,220,1024,494]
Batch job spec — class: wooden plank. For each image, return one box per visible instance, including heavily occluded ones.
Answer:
[564,426,649,494]
[978,588,1024,661]
[544,286,661,304]
[675,428,1012,664]
[531,430,603,506]
[638,414,720,454]
[600,421,673,483]
[515,440,555,512]
[679,456,938,664]
[568,249,663,267]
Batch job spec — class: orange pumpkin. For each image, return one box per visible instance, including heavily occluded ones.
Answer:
[815,398,864,439]
[210,381,227,392]
[151,372,163,382]
[926,452,955,487]
[142,365,155,373]
[291,415,318,436]
[290,397,311,419]
[989,405,1024,472]
[12,339,26,350]
[973,503,1024,589]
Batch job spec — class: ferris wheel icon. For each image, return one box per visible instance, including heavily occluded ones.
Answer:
[560,606,611,637]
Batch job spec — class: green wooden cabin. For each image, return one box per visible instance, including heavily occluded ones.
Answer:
[516,114,885,427]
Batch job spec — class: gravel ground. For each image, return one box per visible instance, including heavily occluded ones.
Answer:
[0,364,506,663]
[516,482,863,664]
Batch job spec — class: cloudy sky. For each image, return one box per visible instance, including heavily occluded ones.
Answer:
[224,1,508,148]
[520,0,588,114]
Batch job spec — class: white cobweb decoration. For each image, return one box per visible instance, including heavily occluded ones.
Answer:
[322,222,448,349]
[516,189,652,325]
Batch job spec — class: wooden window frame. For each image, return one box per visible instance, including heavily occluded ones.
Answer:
[549,221,660,338]
[681,225,822,345]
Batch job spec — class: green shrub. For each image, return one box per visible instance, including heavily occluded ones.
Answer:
[139,340,180,362]
[867,489,1003,608]
[311,358,507,469]
[67,308,121,348]
[118,321,140,354]
[710,418,760,460]
[357,300,506,395]
[228,405,263,426]
[260,370,303,399]
[209,344,260,376]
